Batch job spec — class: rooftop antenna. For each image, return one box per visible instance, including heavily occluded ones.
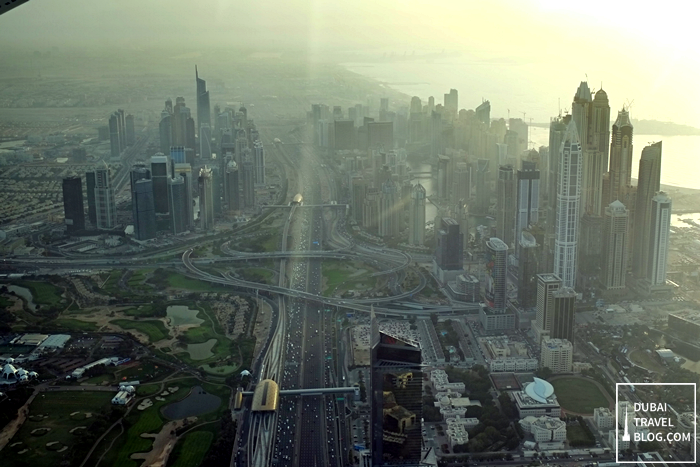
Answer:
[522,111,526,120]
[507,109,510,120]
[558,98,561,117]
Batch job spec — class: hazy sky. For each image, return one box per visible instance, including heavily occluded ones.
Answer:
[1,0,698,123]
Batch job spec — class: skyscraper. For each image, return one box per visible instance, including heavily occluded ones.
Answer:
[437,155,450,199]
[588,89,611,215]
[170,146,185,165]
[370,308,422,466]
[534,274,562,342]
[108,113,120,159]
[516,161,540,257]
[351,176,367,223]
[199,124,212,159]
[378,179,401,238]
[484,237,508,311]
[475,100,490,127]
[554,121,582,288]
[226,160,240,212]
[253,140,265,186]
[195,66,211,137]
[544,115,571,272]
[444,88,458,119]
[198,166,214,231]
[435,218,463,270]
[132,179,156,240]
[608,109,633,206]
[150,154,171,214]
[159,114,172,154]
[62,176,85,233]
[633,142,662,278]
[117,109,126,151]
[408,184,426,246]
[94,165,116,230]
[602,200,629,290]
[173,163,194,231]
[518,231,539,309]
[647,191,672,286]
[496,165,515,247]
[241,150,255,208]
[85,171,96,226]
[168,176,188,234]
[551,288,576,343]
[475,159,490,214]
[452,161,471,205]
[125,114,135,146]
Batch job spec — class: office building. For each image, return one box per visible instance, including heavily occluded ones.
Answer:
[130,164,150,192]
[195,66,210,135]
[602,200,629,290]
[168,176,188,234]
[475,159,490,214]
[516,161,540,257]
[351,176,367,223]
[585,88,611,216]
[496,165,515,247]
[370,309,423,465]
[334,120,356,150]
[534,274,561,342]
[518,231,539,309]
[452,161,471,205]
[367,121,393,151]
[170,146,185,165]
[435,218,463,271]
[475,100,490,127]
[159,114,172,154]
[85,171,97,226]
[647,192,672,286]
[253,140,265,185]
[94,166,116,230]
[444,88,458,119]
[484,237,508,311]
[199,124,212,159]
[379,179,401,238]
[150,154,171,214]
[241,150,256,208]
[226,160,240,212]
[634,142,662,278]
[173,163,194,230]
[544,115,571,272]
[62,176,85,233]
[608,109,633,206]
[437,155,450,199]
[551,288,576,343]
[117,109,126,151]
[540,338,573,374]
[408,184,426,246]
[125,114,135,146]
[132,179,156,240]
[198,166,214,231]
[108,113,120,159]
[553,120,582,288]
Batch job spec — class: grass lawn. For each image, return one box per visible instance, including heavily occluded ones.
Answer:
[110,319,170,343]
[4,391,114,467]
[166,273,223,292]
[566,424,595,446]
[239,267,274,284]
[51,318,98,332]
[101,271,124,294]
[551,377,610,414]
[171,431,214,467]
[12,280,64,308]
[629,349,666,373]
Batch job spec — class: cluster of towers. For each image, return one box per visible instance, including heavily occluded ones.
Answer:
[108,109,135,159]
[62,68,265,240]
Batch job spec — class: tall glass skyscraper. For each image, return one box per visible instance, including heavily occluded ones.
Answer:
[133,179,156,240]
[95,165,116,230]
[554,121,582,289]
[62,176,85,232]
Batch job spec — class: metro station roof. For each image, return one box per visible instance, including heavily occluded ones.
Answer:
[251,379,279,412]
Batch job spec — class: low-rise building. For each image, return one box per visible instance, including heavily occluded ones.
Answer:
[490,358,539,372]
[513,378,561,418]
[519,416,567,443]
[431,369,466,393]
[593,407,615,430]
[445,417,478,447]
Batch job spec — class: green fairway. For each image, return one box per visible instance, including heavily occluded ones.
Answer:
[551,377,610,414]
[12,281,64,308]
[171,431,214,467]
[166,273,223,292]
[4,391,114,467]
[52,318,98,332]
[110,319,170,343]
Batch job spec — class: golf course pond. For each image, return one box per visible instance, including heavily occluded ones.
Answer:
[166,305,204,327]
[186,339,217,360]
[162,386,221,419]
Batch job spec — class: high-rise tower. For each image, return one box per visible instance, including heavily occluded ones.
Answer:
[198,166,214,231]
[633,142,662,278]
[62,176,85,233]
[168,176,188,235]
[608,109,634,205]
[602,200,629,290]
[85,171,97,226]
[94,165,116,230]
[150,154,171,215]
[195,66,211,139]
[496,165,515,248]
[554,121,582,288]
[647,191,672,286]
[516,161,539,256]
[132,179,156,240]
[408,183,426,246]
[484,237,508,311]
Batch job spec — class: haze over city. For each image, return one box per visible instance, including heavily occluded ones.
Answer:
[0,2,699,467]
